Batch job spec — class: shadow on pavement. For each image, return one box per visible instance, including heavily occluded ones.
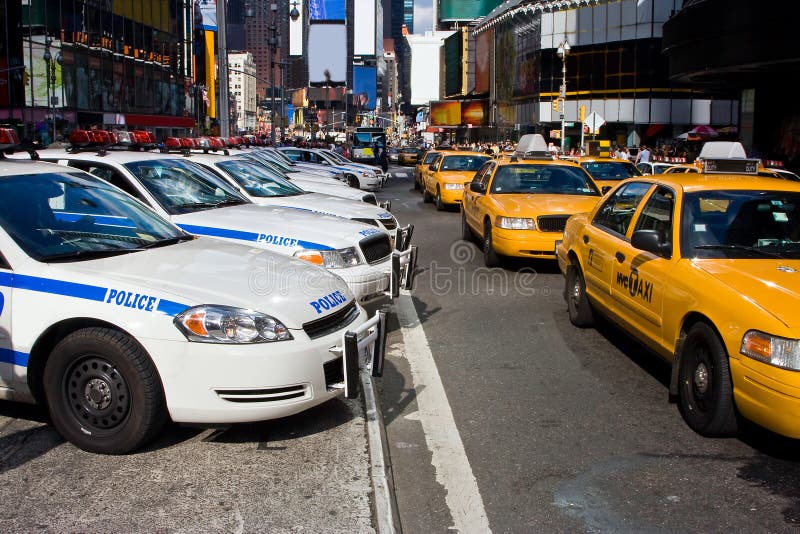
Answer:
[377,357,422,427]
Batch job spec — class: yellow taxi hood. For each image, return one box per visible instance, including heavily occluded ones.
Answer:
[693,259,800,328]
[439,171,477,183]
[491,194,600,217]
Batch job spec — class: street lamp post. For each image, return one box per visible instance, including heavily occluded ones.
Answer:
[42,37,61,145]
[557,39,570,153]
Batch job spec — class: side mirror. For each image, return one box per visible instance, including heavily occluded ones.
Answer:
[601,186,612,194]
[469,182,486,194]
[631,229,671,257]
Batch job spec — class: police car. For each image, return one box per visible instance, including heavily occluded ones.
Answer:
[279,147,384,190]
[184,152,402,238]
[316,148,389,187]
[33,138,409,303]
[0,145,386,454]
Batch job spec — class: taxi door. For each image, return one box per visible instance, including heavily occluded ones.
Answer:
[463,162,495,231]
[0,250,13,388]
[423,155,442,194]
[580,182,653,312]
[609,185,677,345]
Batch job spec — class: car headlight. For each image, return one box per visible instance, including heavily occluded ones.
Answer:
[495,216,536,230]
[444,183,463,190]
[294,247,362,268]
[741,330,800,370]
[360,171,375,177]
[175,305,292,343]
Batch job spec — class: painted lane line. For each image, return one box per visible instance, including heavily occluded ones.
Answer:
[395,291,491,533]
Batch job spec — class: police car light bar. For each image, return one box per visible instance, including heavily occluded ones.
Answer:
[763,159,785,168]
[703,158,760,175]
[0,127,20,150]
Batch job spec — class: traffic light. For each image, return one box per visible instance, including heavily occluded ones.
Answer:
[552,99,559,112]
[579,105,586,122]
[22,69,29,86]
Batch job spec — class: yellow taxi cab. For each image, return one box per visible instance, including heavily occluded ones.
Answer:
[398,146,422,166]
[422,151,492,210]
[557,147,800,439]
[578,156,642,192]
[462,135,603,266]
[414,150,440,191]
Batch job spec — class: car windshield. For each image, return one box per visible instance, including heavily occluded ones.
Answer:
[682,190,800,259]
[422,152,439,165]
[124,158,247,215]
[0,171,183,262]
[264,149,297,166]
[323,150,350,164]
[401,148,419,154]
[581,161,641,180]
[216,160,305,197]
[441,155,490,171]
[489,164,601,196]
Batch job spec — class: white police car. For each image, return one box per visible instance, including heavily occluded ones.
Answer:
[279,147,383,190]
[317,148,389,187]
[185,153,402,237]
[0,152,385,454]
[33,146,401,302]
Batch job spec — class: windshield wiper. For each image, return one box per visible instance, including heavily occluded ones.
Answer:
[140,234,195,249]
[694,244,784,258]
[39,248,144,263]
[212,198,247,208]
[173,201,219,210]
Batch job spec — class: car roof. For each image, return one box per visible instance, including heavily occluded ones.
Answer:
[578,157,631,163]
[626,173,800,193]
[439,151,490,158]
[495,157,583,169]
[0,156,82,176]
[35,148,192,164]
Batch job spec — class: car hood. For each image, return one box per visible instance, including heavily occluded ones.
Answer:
[437,171,478,183]
[60,238,353,329]
[286,171,347,185]
[491,194,601,217]
[693,259,800,328]
[251,192,392,221]
[171,203,380,251]
[289,180,368,201]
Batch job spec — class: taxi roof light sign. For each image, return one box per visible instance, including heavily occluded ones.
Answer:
[515,133,553,160]
[703,158,760,175]
[699,141,747,159]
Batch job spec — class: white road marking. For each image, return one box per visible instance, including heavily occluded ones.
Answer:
[395,291,491,533]
[392,172,410,178]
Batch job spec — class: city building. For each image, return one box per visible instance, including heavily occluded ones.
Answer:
[4,0,194,142]
[229,52,257,133]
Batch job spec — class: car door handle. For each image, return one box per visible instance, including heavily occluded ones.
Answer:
[615,251,625,263]
[583,235,589,244]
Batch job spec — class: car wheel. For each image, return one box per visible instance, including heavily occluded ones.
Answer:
[347,175,360,188]
[413,174,420,190]
[677,322,738,437]
[483,221,501,267]
[422,184,433,203]
[43,327,167,454]
[461,210,474,241]
[435,187,445,211]
[565,260,594,327]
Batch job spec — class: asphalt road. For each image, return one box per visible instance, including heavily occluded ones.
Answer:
[380,163,800,533]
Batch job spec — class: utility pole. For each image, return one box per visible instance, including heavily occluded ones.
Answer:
[216,0,230,137]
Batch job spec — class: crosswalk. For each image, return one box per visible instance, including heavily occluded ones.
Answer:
[390,171,410,178]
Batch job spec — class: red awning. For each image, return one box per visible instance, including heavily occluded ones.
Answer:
[645,124,666,138]
[125,114,195,128]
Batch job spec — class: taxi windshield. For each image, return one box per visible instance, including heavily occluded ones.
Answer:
[216,160,305,198]
[489,164,601,196]
[441,155,490,171]
[581,161,641,180]
[124,159,247,215]
[0,171,183,262]
[422,152,439,165]
[682,190,800,259]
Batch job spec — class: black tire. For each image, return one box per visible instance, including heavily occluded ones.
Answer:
[435,186,446,211]
[566,260,595,327]
[422,184,433,203]
[483,221,501,267]
[461,210,474,241]
[413,174,421,190]
[347,175,360,188]
[43,327,167,454]
[677,322,738,437]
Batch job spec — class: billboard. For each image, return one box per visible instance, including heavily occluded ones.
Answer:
[475,30,492,94]
[195,0,217,30]
[430,102,461,126]
[461,101,488,126]
[290,0,304,56]
[307,24,347,85]
[309,0,345,21]
[440,0,504,22]
[353,66,377,111]
[354,0,376,55]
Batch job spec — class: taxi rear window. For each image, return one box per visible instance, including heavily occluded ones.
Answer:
[581,161,641,180]
[490,164,600,196]
[441,155,490,171]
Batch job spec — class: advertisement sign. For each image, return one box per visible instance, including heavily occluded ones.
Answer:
[354,0,376,55]
[195,0,217,30]
[475,30,492,94]
[439,0,504,21]
[309,0,346,21]
[308,24,347,84]
[353,66,377,111]
[429,101,461,126]
[461,101,488,126]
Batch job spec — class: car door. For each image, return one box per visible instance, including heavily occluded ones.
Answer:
[464,162,495,231]
[581,181,653,311]
[425,156,442,194]
[0,249,11,388]
[609,185,677,344]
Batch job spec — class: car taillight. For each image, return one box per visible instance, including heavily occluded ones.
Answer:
[0,128,20,148]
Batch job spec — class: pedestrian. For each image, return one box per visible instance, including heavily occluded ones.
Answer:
[379,147,389,173]
[635,145,651,164]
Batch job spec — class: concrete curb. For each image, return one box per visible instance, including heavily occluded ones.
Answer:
[362,371,401,534]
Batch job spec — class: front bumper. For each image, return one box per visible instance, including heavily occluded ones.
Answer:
[145,308,387,423]
[492,228,560,259]
[439,188,464,205]
[731,356,800,439]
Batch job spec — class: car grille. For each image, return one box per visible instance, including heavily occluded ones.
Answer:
[214,385,307,403]
[363,194,378,205]
[353,217,379,227]
[302,301,359,340]
[323,357,345,390]
[537,215,570,233]
[359,233,392,264]
[380,217,397,230]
